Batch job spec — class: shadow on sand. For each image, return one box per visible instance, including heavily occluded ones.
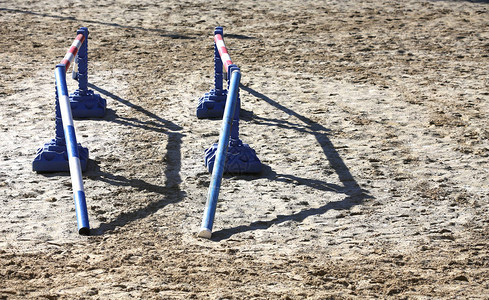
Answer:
[0,8,195,39]
[211,85,372,241]
[78,84,185,235]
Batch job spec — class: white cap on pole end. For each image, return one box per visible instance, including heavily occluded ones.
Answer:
[197,228,212,239]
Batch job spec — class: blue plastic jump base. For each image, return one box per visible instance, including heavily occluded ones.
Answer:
[70,89,106,119]
[32,140,88,173]
[196,89,228,119]
[69,27,106,118]
[204,136,262,174]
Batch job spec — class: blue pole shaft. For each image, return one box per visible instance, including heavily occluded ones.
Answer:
[228,65,241,144]
[198,70,241,238]
[55,65,90,235]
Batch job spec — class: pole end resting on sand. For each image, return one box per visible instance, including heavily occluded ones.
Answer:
[197,228,212,239]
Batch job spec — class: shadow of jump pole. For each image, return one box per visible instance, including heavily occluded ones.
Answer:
[198,69,241,239]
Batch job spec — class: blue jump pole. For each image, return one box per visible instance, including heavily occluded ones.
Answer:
[55,65,90,235]
[198,69,241,239]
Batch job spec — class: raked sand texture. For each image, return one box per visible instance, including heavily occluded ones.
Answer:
[1,0,488,298]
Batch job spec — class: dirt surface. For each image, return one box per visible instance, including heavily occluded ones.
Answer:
[1,0,489,298]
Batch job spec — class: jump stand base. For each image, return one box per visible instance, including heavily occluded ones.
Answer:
[205,139,262,174]
[70,89,106,118]
[32,139,89,172]
[196,89,228,119]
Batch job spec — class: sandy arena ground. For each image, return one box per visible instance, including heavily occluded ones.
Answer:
[1,0,489,298]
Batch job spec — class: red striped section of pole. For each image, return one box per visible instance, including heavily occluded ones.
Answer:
[59,33,85,72]
[214,34,233,72]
